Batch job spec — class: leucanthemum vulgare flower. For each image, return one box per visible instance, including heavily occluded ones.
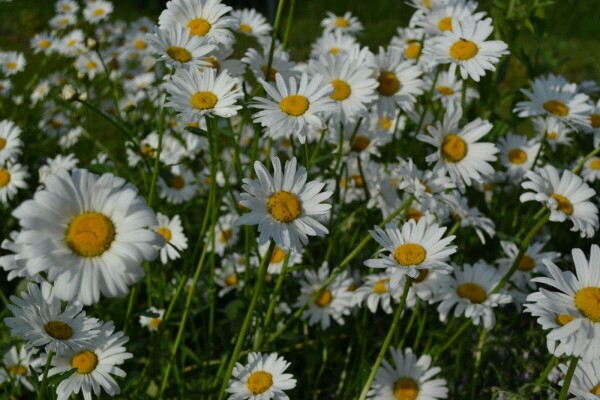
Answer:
[215,258,245,297]
[443,192,496,244]
[414,0,484,36]
[207,213,239,256]
[320,11,364,35]
[520,165,599,238]
[139,306,165,332]
[165,67,243,119]
[49,13,77,31]
[0,345,42,392]
[0,51,26,76]
[252,72,336,144]
[74,52,102,80]
[0,231,32,281]
[148,25,216,69]
[525,245,600,362]
[231,8,272,38]
[242,46,297,82]
[557,359,600,399]
[0,120,23,164]
[158,165,199,204]
[437,260,512,330]
[497,240,560,291]
[48,321,133,400]
[429,70,478,107]
[418,105,498,191]
[365,218,456,289]
[153,213,188,264]
[38,153,79,184]
[158,0,237,47]
[390,27,424,61]
[226,352,296,400]
[310,31,358,59]
[12,169,163,305]
[367,347,448,400]
[396,157,456,200]
[295,263,354,330]
[236,157,332,252]
[5,282,101,353]
[352,273,403,314]
[0,162,29,205]
[534,116,573,150]
[57,29,85,57]
[258,241,302,275]
[56,0,79,14]
[581,156,600,183]
[83,0,113,24]
[396,269,448,309]
[497,132,541,180]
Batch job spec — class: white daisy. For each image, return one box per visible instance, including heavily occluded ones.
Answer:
[13,169,162,305]
[252,72,335,144]
[208,213,239,256]
[497,240,560,291]
[0,231,32,281]
[533,116,573,150]
[520,165,599,238]
[83,0,113,23]
[581,156,600,183]
[0,345,42,392]
[49,13,78,31]
[30,32,56,55]
[148,24,216,69]
[365,218,456,289]
[231,8,272,38]
[153,213,188,264]
[74,52,103,80]
[227,352,296,400]
[58,29,85,57]
[1,51,26,76]
[257,241,302,275]
[56,0,79,14]
[38,153,79,184]
[236,157,332,252]
[0,119,23,164]
[215,258,244,297]
[310,31,358,59]
[498,132,541,180]
[0,162,29,205]
[158,165,199,204]
[139,306,165,331]
[414,0,484,36]
[200,44,245,76]
[320,11,363,35]
[429,70,478,106]
[558,359,600,399]
[443,192,496,244]
[242,46,297,82]
[352,273,403,314]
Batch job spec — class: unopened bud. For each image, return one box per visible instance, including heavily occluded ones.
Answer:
[86,37,98,50]
[62,85,78,102]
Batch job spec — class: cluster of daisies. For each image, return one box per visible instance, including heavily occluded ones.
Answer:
[0,0,599,398]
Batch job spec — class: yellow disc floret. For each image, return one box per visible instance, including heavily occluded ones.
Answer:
[330,79,352,101]
[441,134,467,162]
[394,244,427,266]
[450,39,479,61]
[0,169,10,188]
[188,18,211,36]
[508,149,528,165]
[246,371,273,395]
[550,193,574,215]
[393,377,419,400]
[66,212,116,258]
[267,191,302,223]
[44,321,73,340]
[543,100,569,117]
[280,95,310,116]
[71,350,98,374]
[575,287,600,322]
[377,71,400,97]
[457,283,487,304]
[167,46,192,63]
[190,91,218,110]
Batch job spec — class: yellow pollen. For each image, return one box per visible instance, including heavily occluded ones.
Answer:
[66,212,115,258]
[589,158,600,170]
[441,134,467,162]
[130,53,139,60]
[393,377,419,400]
[60,18,70,26]
[377,71,400,97]
[204,57,220,71]
[149,318,161,330]
[438,17,453,32]
[394,244,427,266]
[190,91,218,110]
[71,350,98,374]
[592,384,600,395]
[379,115,393,131]
[406,208,422,222]
[141,144,155,157]
[330,47,340,56]
[167,46,192,63]
[437,85,455,96]
[93,8,105,16]
[543,100,569,117]
[450,39,479,60]
[335,17,350,27]
[316,290,333,307]
[517,255,535,272]
[188,18,211,36]
[280,95,309,116]
[134,39,147,50]
[550,193,573,215]
[457,283,487,304]
[405,42,421,59]
[574,287,600,322]
[44,321,73,340]
[171,175,185,190]
[7,62,17,70]
[351,174,364,187]
[414,268,429,283]
[246,371,273,394]
[424,0,432,9]
[267,191,302,223]
[239,23,253,33]
[555,314,575,326]
[86,60,97,70]
[351,135,370,152]
[218,229,233,244]
[67,39,77,47]
[508,148,528,165]
[591,114,600,128]
[270,246,286,263]
[547,131,558,139]
[0,169,10,188]
[39,40,51,49]
[157,227,172,242]
[225,274,238,286]
[188,122,200,128]
[373,278,390,294]
[8,365,27,376]
[260,65,278,81]
[330,79,352,101]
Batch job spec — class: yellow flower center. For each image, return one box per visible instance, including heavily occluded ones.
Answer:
[377,71,400,97]
[424,0,431,9]
[167,46,192,63]
[405,42,421,59]
[39,40,51,49]
[351,174,364,187]
[149,318,162,330]
[457,283,487,304]
[86,60,97,70]
[330,47,340,56]
[550,193,573,215]
[8,365,27,376]
[134,39,147,50]
[239,23,253,33]
[351,135,370,152]
[171,175,185,190]
[508,148,528,165]
[280,95,310,116]
[373,278,390,294]
[555,314,575,326]
[437,85,454,96]
[393,377,419,400]
[330,79,352,101]
[517,255,535,272]
[66,212,116,258]
[335,17,350,27]
[316,290,333,307]
[0,169,10,188]
[590,114,600,128]
[394,244,427,266]
[93,8,105,17]
[203,56,220,71]
[7,62,16,71]
[218,229,233,244]
[157,227,172,242]
[188,18,211,36]
[589,158,600,170]
[406,208,422,222]
[547,131,558,139]
[261,65,278,82]
[267,191,302,223]
[574,287,600,322]
[190,91,218,110]
[270,246,286,263]
[441,134,467,162]
[450,39,479,61]
[379,115,393,131]
[414,268,429,283]
[592,384,600,395]
[44,321,73,340]
[246,371,273,394]
[438,16,453,32]
[225,274,238,286]
[543,100,569,117]
[71,350,98,374]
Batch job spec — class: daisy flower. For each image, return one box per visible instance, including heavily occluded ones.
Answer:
[365,218,456,289]
[48,321,133,400]
[148,25,216,69]
[38,153,79,184]
[352,273,403,314]
[242,47,297,82]
[153,213,188,264]
[497,240,560,291]
[58,29,85,57]
[0,162,29,205]
[4,282,100,353]
[236,157,332,252]
[0,119,23,164]
[557,359,600,399]
[581,156,600,183]
[320,11,364,35]
[417,105,498,191]
[0,231,32,281]
[139,307,165,331]
[444,192,496,244]
[1,51,26,76]
[437,260,512,330]
[83,0,113,24]
[520,165,599,238]
[56,0,79,14]
[397,157,456,201]
[231,8,272,38]
[165,67,243,119]
[295,263,354,330]
[0,345,42,392]
[227,352,296,400]
[50,13,77,31]
[74,52,103,80]
[429,70,478,106]
[30,32,56,55]
[367,347,448,400]
[533,116,573,150]
[215,258,245,297]
[257,242,302,275]
[158,0,237,47]
[200,44,245,77]
[497,132,541,180]
[415,0,484,36]
[158,165,199,204]
[425,18,509,82]
[208,213,239,256]
[310,31,358,59]
[13,169,163,305]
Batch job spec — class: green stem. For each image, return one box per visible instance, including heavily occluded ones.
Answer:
[357,278,412,400]
[122,286,136,335]
[535,356,557,387]
[264,0,286,84]
[470,329,488,400]
[38,351,54,400]
[281,0,296,51]
[147,104,167,208]
[558,356,578,400]
[461,78,468,114]
[572,145,600,174]
[433,319,471,358]
[357,157,371,200]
